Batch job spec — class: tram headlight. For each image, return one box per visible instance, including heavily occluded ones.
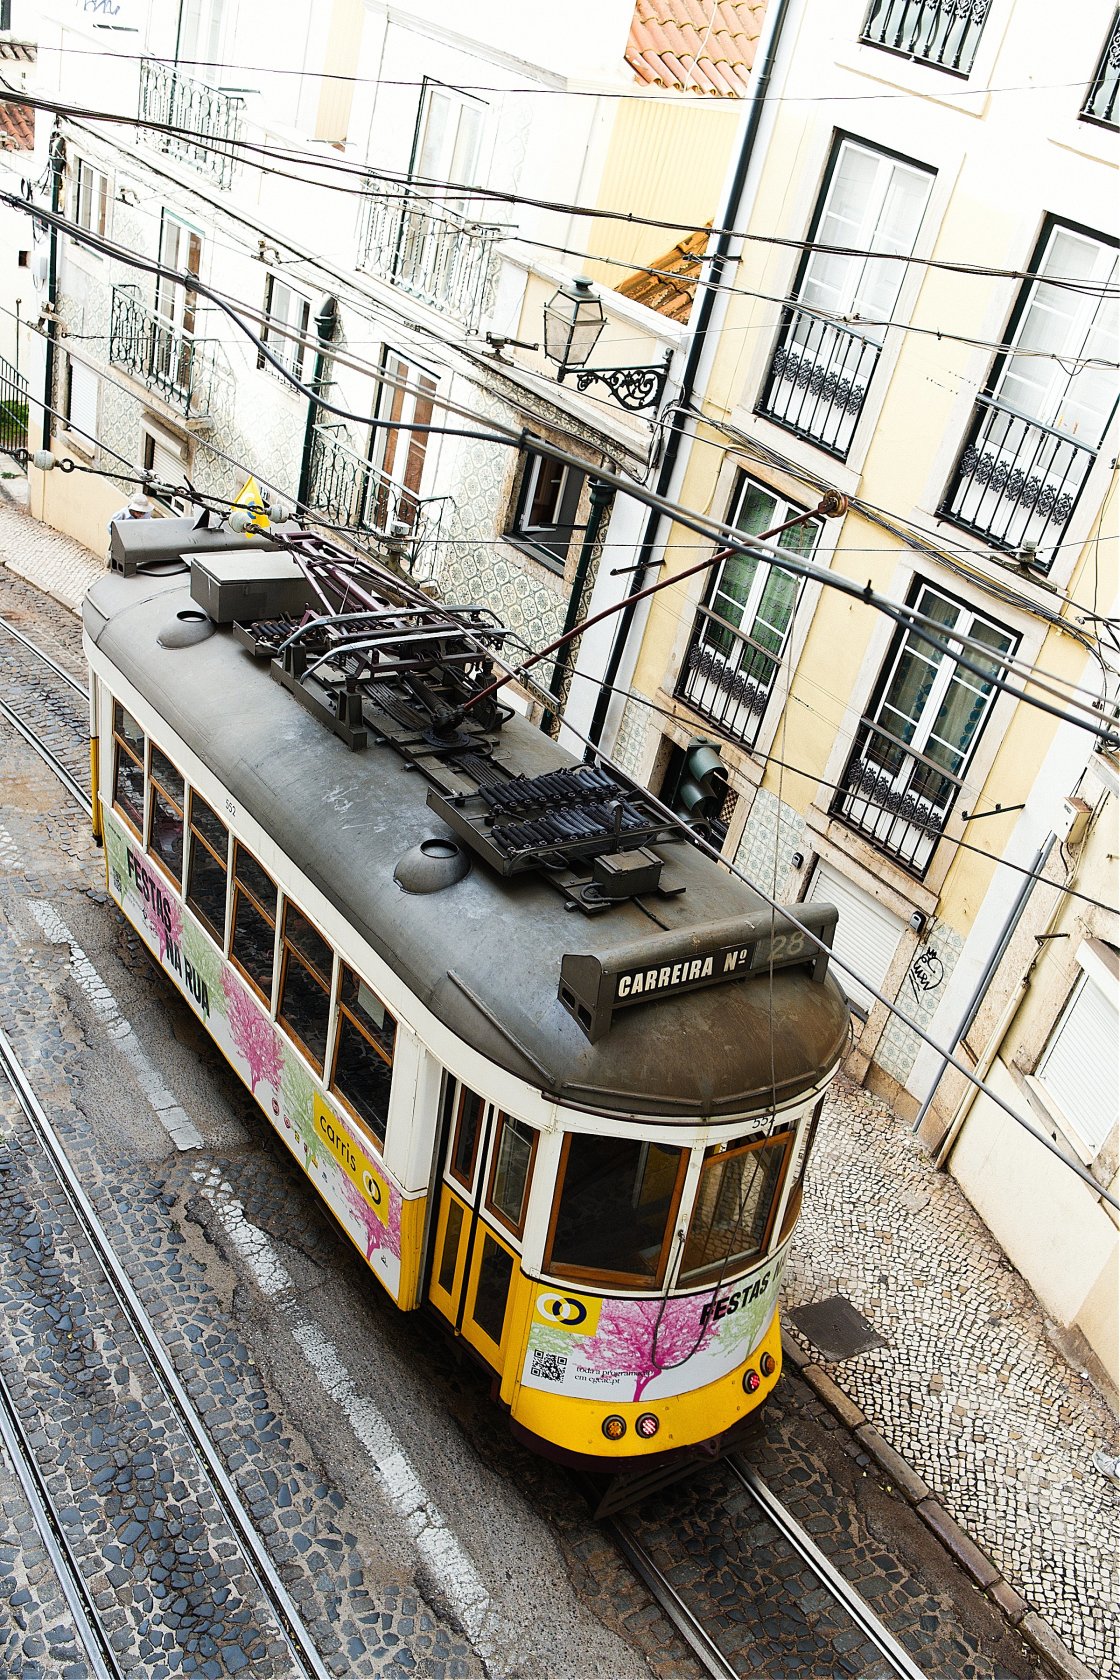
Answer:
[602,1415,627,1441]
[760,1352,776,1378]
[742,1368,761,1395]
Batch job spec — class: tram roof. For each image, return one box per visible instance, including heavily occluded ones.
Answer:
[84,570,849,1120]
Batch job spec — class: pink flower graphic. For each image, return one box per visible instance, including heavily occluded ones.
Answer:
[221,970,282,1095]
[573,1294,720,1403]
[340,1164,401,1264]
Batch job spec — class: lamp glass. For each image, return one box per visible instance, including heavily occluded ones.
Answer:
[543,278,605,369]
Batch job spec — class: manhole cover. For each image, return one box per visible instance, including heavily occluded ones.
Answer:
[787,1294,888,1362]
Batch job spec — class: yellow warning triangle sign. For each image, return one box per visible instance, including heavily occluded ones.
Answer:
[232,475,270,531]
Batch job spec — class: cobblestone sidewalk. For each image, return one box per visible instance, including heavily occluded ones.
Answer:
[2,496,1117,1680]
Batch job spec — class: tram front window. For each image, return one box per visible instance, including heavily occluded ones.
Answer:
[680,1130,793,1285]
[547,1135,684,1287]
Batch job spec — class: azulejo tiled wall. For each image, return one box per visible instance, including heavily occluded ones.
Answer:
[733,785,806,899]
[875,919,964,1086]
[611,697,651,779]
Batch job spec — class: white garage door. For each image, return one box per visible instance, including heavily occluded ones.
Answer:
[808,861,904,1014]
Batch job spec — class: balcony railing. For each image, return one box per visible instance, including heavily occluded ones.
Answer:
[758,307,882,458]
[358,188,503,332]
[1082,11,1120,128]
[307,425,448,569]
[940,395,1098,569]
[110,285,208,417]
[675,603,782,751]
[833,718,966,877]
[860,0,991,77]
[138,58,244,189]
[0,353,28,457]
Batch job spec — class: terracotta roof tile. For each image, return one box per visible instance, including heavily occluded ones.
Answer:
[616,224,711,322]
[0,99,34,150]
[625,1,766,97]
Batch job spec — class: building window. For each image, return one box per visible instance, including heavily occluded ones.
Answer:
[153,212,202,397]
[675,475,820,749]
[0,3,11,32]
[411,78,485,207]
[259,274,310,381]
[509,450,588,570]
[1036,944,1118,1156]
[63,356,98,448]
[940,220,1118,568]
[833,581,1015,876]
[859,1,991,77]
[73,158,108,237]
[757,136,934,458]
[1082,10,1120,127]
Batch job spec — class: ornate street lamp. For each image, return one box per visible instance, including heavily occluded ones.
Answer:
[542,277,670,414]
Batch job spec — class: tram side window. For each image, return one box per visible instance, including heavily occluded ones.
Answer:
[331,966,396,1147]
[546,1135,685,1287]
[111,701,145,835]
[277,902,333,1073]
[230,844,278,1002]
[486,1114,538,1238]
[777,1100,824,1248]
[147,746,185,886]
[447,1084,486,1190]
[680,1130,794,1285]
[186,794,229,946]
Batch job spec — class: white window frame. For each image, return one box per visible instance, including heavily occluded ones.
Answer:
[260,274,311,382]
[411,78,486,201]
[509,450,588,572]
[73,158,109,238]
[63,356,98,452]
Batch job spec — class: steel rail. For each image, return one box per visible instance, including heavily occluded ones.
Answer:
[602,1514,740,1680]
[0,1025,334,1680]
[728,1459,928,1680]
[0,612,87,695]
[0,1358,121,1680]
[0,691,91,816]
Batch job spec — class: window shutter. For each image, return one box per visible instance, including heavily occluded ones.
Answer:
[67,360,98,441]
[808,861,904,1013]
[1038,974,1118,1155]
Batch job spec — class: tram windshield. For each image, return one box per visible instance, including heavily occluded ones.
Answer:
[679,1130,793,1285]
[546,1135,685,1287]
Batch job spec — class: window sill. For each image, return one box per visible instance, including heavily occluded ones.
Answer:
[505,533,567,577]
[1017,1072,1103,1170]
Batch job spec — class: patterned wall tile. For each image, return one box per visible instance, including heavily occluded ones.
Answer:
[876,920,964,1085]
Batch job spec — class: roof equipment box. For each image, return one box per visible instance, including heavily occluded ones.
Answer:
[190,552,313,625]
[110,515,279,575]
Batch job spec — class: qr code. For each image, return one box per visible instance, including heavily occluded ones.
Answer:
[531,1349,567,1383]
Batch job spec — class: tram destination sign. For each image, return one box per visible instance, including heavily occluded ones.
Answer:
[559,904,837,1041]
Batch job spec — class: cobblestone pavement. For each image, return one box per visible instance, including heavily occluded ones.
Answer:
[0,499,1117,1679]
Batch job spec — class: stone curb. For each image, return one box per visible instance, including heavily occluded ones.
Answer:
[781,1331,1095,1680]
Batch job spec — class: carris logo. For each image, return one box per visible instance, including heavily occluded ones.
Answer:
[537,1292,588,1327]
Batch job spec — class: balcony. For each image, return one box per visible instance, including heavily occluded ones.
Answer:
[138,58,244,189]
[675,604,782,751]
[1082,12,1120,127]
[940,395,1098,569]
[833,719,965,877]
[757,308,882,458]
[109,285,209,418]
[860,0,991,77]
[307,425,448,570]
[358,188,503,332]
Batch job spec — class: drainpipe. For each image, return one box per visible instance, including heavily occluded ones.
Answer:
[912,831,1058,1145]
[585,0,795,754]
[542,477,613,735]
[297,294,339,511]
[40,129,65,452]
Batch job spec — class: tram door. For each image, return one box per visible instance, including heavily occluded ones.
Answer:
[427,1081,537,1371]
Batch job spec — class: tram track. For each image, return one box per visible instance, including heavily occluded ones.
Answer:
[0,1024,334,1680]
[605,1454,929,1680]
[0,609,91,815]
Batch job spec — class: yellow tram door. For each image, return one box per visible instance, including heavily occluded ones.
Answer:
[426,1083,536,1373]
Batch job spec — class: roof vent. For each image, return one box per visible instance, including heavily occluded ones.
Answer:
[394,835,471,894]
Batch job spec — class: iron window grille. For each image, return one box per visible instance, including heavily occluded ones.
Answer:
[1082,9,1120,127]
[859,0,991,77]
[757,136,934,459]
[675,475,820,750]
[940,218,1118,569]
[832,580,1016,877]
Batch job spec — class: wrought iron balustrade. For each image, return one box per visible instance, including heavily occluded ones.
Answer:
[358,188,502,332]
[1082,11,1120,127]
[110,285,207,415]
[675,603,781,750]
[307,426,447,568]
[860,0,990,76]
[833,719,966,876]
[940,395,1098,569]
[0,353,28,457]
[758,308,882,458]
[138,58,244,189]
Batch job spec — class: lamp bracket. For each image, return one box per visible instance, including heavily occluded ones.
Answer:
[557,351,671,414]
